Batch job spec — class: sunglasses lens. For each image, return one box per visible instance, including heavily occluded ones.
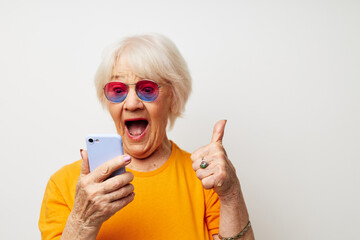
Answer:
[104,82,128,103]
[136,80,159,102]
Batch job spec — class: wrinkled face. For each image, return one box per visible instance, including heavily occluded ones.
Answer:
[107,57,172,159]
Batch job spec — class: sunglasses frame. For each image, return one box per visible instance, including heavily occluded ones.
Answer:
[104,79,162,103]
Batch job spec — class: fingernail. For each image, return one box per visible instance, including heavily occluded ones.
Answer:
[124,155,131,163]
[80,149,83,158]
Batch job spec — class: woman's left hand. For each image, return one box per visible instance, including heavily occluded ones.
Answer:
[191,120,241,199]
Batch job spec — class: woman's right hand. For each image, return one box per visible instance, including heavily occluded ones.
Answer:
[61,150,135,240]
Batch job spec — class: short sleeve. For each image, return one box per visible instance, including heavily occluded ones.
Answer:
[39,178,71,240]
[204,189,220,236]
[39,160,80,240]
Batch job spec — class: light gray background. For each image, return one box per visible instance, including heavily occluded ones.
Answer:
[1,0,359,239]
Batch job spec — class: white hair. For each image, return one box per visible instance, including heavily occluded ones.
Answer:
[94,33,192,128]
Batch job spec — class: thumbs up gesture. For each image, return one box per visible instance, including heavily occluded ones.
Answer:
[191,120,241,198]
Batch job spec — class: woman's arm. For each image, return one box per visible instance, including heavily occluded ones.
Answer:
[214,182,254,240]
[192,120,254,240]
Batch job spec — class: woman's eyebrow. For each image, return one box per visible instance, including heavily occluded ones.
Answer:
[111,75,125,80]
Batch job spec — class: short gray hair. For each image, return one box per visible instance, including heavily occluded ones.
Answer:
[94,33,192,128]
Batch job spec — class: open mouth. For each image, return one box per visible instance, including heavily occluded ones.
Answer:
[125,119,149,137]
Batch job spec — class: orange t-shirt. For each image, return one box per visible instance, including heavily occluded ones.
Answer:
[39,142,220,240]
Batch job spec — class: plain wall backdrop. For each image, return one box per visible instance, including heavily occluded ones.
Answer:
[0,0,359,239]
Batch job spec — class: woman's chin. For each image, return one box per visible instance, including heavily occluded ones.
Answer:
[123,141,152,159]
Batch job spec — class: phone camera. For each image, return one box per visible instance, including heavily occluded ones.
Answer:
[88,138,94,143]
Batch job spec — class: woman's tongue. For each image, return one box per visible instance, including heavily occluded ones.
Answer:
[127,120,148,136]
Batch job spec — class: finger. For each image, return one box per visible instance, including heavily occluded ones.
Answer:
[92,155,131,183]
[191,146,210,162]
[107,183,135,202]
[110,192,135,213]
[210,119,227,144]
[195,168,216,180]
[102,172,134,193]
[80,149,90,175]
[201,175,216,190]
[192,147,227,171]
[192,157,216,171]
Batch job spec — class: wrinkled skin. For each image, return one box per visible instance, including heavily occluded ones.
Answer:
[61,151,135,240]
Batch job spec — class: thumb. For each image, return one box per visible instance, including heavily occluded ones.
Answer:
[80,149,90,175]
[210,120,227,144]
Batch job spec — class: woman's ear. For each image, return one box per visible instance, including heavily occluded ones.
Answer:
[168,87,177,114]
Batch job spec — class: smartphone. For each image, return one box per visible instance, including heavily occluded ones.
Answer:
[86,134,125,177]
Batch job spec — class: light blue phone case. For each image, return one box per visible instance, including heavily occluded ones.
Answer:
[86,134,125,177]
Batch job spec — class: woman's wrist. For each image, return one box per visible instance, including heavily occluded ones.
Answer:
[218,221,252,240]
[61,211,100,240]
[218,180,242,204]
[218,183,251,239]
[219,190,250,223]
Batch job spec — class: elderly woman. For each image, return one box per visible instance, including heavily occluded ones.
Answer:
[39,34,254,240]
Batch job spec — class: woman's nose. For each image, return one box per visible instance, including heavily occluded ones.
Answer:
[124,88,144,111]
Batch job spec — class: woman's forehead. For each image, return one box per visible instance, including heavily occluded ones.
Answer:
[112,56,132,73]
[111,66,145,81]
[111,57,139,79]
[111,72,138,81]
[111,53,166,84]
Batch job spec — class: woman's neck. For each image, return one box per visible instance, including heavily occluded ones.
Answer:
[127,138,172,172]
